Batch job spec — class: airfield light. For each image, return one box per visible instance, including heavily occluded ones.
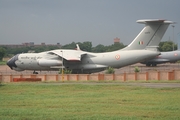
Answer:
[178,32,180,49]
[172,25,175,51]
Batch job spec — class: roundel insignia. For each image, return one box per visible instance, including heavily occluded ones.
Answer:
[174,53,178,56]
[115,54,120,60]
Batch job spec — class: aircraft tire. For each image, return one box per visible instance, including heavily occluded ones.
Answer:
[152,63,157,67]
[33,71,38,74]
[146,63,151,67]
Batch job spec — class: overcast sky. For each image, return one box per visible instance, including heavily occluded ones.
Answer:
[0,0,180,46]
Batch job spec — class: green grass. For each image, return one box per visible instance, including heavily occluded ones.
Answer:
[0,61,6,65]
[0,82,180,120]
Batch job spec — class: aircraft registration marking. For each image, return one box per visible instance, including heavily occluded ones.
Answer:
[115,54,120,60]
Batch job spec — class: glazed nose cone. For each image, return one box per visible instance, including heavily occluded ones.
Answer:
[6,54,19,69]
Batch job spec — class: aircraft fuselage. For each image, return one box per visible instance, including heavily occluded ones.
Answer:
[141,50,180,66]
[7,49,159,73]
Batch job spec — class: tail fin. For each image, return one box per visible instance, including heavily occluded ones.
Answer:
[122,19,174,50]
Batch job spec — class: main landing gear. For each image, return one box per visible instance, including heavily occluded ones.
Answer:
[146,63,157,67]
[33,70,38,74]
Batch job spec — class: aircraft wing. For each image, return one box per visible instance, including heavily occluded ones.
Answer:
[48,50,87,61]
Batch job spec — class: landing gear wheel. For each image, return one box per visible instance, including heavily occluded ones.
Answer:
[33,71,38,74]
[152,63,157,67]
[146,63,151,67]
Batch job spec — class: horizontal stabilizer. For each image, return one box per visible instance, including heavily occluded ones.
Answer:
[137,19,175,24]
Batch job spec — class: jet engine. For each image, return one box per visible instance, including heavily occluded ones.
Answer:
[38,59,62,67]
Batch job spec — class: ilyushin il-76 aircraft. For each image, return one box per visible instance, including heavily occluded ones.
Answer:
[141,50,180,66]
[7,19,174,74]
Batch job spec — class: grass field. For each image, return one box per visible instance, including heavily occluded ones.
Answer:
[0,61,6,65]
[0,82,180,120]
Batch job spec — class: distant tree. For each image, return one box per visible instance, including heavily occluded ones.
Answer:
[92,44,106,53]
[92,42,125,53]
[161,43,172,51]
[5,47,31,55]
[159,41,177,52]
[106,43,126,52]
[0,47,6,61]
[34,46,60,53]
[80,41,92,52]
[61,41,92,52]
[61,42,76,49]
[47,46,60,51]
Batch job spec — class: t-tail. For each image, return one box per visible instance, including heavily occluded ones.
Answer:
[122,19,174,50]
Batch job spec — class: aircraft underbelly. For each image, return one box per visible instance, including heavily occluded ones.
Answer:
[68,63,107,70]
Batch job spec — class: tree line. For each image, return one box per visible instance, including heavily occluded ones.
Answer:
[0,41,177,61]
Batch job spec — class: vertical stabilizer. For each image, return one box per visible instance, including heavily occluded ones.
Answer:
[122,19,174,50]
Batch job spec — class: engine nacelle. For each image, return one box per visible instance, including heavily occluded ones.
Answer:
[38,59,62,67]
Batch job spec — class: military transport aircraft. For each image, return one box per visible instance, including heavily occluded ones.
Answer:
[7,19,173,74]
[141,50,180,66]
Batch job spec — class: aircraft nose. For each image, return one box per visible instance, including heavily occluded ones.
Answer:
[7,54,20,69]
